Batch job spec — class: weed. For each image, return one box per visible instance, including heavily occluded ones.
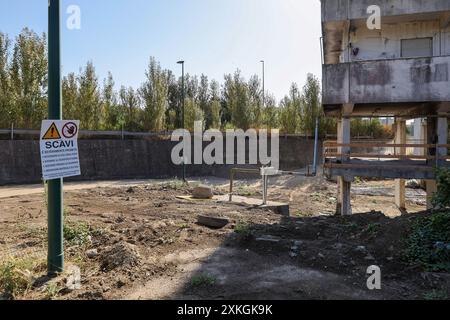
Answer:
[234,223,252,237]
[345,222,359,231]
[236,186,257,197]
[44,282,61,300]
[405,211,450,272]
[0,257,46,300]
[163,180,186,190]
[64,221,92,246]
[364,223,381,236]
[295,211,305,217]
[423,290,448,300]
[189,274,216,288]
[432,168,450,209]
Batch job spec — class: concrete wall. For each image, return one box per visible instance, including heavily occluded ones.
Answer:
[323,55,450,105]
[0,137,320,185]
[322,0,450,23]
[322,1,450,65]
[346,20,449,62]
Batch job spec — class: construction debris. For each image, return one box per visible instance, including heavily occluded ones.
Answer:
[192,185,214,199]
[197,215,229,229]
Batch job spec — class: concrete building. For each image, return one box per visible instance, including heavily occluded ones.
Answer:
[321,0,450,215]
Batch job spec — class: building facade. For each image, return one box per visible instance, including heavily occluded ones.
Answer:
[321,0,450,215]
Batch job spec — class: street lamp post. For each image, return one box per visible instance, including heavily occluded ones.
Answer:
[177,60,186,182]
[48,0,64,275]
[260,60,265,108]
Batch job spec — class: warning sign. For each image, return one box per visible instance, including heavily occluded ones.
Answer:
[40,120,81,181]
[42,122,62,140]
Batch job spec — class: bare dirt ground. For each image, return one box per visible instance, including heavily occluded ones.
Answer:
[0,174,449,300]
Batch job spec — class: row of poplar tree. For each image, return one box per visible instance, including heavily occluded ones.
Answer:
[0,28,336,135]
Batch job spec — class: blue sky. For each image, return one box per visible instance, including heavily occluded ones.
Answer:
[0,0,322,101]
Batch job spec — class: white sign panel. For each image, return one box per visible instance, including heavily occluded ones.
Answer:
[40,120,81,180]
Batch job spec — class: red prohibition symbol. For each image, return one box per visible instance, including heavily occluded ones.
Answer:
[62,122,78,139]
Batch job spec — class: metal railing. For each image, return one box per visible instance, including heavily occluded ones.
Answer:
[323,141,450,163]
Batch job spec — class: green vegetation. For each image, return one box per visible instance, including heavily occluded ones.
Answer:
[235,186,258,197]
[423,290,448,301]
[162,180,186,190]
[64,221,92,246]
[364,223,381,237]
[0,28,330,136]
[432,168,450,209]
[405,168,450,272]
[189,274,217,288]
[351,118,393,139]
[234,223,252,237]
[0,256,45,300]
[406,211,450,272]
[44,282,62,300]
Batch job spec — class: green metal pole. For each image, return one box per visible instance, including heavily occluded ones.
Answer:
[181,62,186,182]
[47,0,64,275]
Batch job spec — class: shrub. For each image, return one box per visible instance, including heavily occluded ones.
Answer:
[0,257,45,300]
[64,221,91,246]
[405,211,450,272]
[433,168,450,209]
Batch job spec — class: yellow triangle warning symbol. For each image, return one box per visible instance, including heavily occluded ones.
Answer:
[42,123,61,140]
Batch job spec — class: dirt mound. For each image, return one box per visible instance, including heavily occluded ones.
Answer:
[100,242,141,272]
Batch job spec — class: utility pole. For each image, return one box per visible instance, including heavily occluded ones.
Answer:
[47,0,64,275]
[177,60,186,182]
[260,60,265,108]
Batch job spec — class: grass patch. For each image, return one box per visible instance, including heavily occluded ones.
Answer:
[405,211,450,272]
[295,211,305,217]
[235,186,258,197]
[364,223,381,236]
[0,256,46,300]
[162,180,186,190]
[423,289,448,301]
[234,223,252,237]
[64,221,92,246]
[189,274,216,288]
[44,282,62,300]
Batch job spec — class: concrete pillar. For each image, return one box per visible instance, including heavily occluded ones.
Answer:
[426,180,437,210]
[338,117,351,160]
[338,177,352,216]
[394,119,407,210]
[437,117,448,165]
[336,116,352,215]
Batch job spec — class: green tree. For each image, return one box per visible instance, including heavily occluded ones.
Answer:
[119,86,141,131]
[223,70,250,130]
[247,75,263,128]
[102,72,121,130]
[77,62,102,130]
[62,72,78,120]
[209,80,221,129]
[0,32,11,128]
[262,94,279,129]
[301,74,321,136]
[140,57,168,131]
[198,74,211,128]
[184,97,204,131]
[9,28,47,129]
[279,83,301,134]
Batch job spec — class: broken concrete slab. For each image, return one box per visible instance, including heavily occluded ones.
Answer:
[214,195,290,216]
[192,185,214,199]
[197,215,229,229]
[255,235,281,243]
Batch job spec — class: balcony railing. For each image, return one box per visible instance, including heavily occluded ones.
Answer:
[323,141,450,163]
